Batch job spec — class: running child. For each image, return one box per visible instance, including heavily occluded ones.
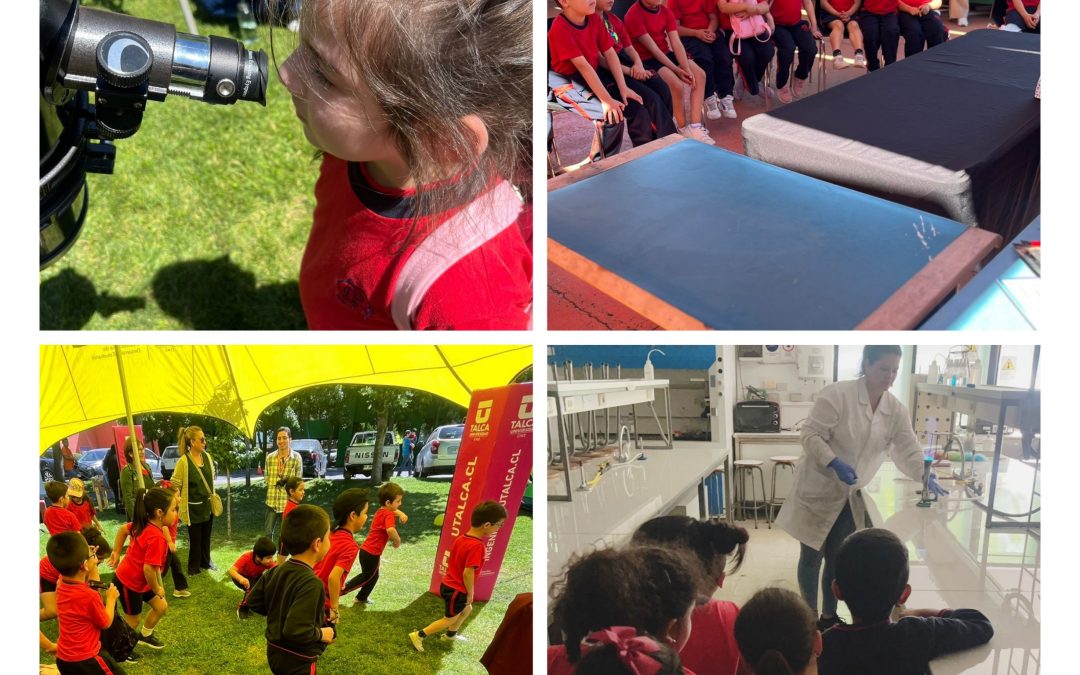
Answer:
[65,478,102,531]
[314,488,369,624]
[549,0,644,157]
[547,545,705,673]
[342,482,409,604]
[717,0,777,99]
[278,0,532,330]
[632,516,750,675]
[596,0,680,141]
[624,0,714,143]
[276,476,305,564]
[48,530,124,675]
[110,487,177,650]
[230,537,278,592]
[857,0,900,72]
[241,504,336,675]
[44,481,83,535]
[818,0,866,69]
[734,588,822,675]
[898,1,947,57]
[408,501,509,651]
[669,0,737,119]
[820,528,994,674]
[770,0,820,103]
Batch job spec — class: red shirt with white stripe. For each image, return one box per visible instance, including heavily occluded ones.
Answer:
[56,579,112,662]
[115,523,169,593]
[300,155,532,330]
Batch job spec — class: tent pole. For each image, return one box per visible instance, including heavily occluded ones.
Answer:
[114,347,140,457]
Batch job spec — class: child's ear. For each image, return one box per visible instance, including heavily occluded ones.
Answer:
[898,583,912,605]
[460,115,490,157]
[831,579,843,601]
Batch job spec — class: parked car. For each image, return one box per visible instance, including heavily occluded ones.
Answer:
[77,448,111,478]
[291,439,325,479]
[160,445,180,480]
[39,447,90,482]
[413,424,465,480]
[343,431,399,479]
[143,447,162,480]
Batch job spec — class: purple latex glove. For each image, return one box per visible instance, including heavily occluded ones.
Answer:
[827,458,858,486]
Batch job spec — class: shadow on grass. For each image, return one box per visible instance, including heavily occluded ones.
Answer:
[152,256,305,329]
[40,268,147,329]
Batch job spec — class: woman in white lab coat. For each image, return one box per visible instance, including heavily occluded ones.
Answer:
[774,345,947,631]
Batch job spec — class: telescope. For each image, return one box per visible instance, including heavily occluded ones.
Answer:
[40,0,269,268]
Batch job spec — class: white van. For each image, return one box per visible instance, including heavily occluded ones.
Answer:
[343,431,399,479]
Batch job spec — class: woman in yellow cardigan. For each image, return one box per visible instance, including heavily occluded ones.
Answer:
[171,426,218,576]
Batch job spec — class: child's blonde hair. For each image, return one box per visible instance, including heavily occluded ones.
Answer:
[284,0,531,223]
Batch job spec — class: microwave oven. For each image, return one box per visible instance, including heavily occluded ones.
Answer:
[733,401,781,433]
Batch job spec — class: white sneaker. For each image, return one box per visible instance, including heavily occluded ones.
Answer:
[704,94,722,120]
[719,95,737,119]
[853,52,867,68]
[440,634,469,642]
[833,53,851,70]
[958,17,969,27]
[688,123,715,145]
[776,84,792,104]
[792,77,805,99]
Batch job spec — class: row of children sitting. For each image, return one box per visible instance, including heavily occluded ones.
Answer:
[43,472,509,674]
[548,516,994,675]
[549,0,1033,157]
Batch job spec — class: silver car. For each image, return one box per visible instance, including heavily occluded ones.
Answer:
[413,424,465,479]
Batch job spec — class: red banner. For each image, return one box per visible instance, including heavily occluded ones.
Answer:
[429,383,533,601]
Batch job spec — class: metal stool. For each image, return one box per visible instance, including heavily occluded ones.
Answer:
[768,455,799,519]
[733,459,770,529]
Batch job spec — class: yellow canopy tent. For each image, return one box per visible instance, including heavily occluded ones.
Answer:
[40,345,531,451]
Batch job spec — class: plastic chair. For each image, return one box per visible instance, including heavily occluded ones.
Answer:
[767,455,799,519]
[733,459,770,529]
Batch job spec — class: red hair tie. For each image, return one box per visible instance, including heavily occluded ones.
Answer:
[586,627,662,675]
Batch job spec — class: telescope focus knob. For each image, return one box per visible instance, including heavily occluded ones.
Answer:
[96,31,153,88]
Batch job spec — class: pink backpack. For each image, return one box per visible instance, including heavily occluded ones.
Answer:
[728,13,772,56]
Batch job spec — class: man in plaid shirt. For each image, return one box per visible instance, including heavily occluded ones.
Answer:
[264,426,302,538]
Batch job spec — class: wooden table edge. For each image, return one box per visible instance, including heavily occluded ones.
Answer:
[857,228,1004,330]
[547,134,687,191]
[548,239,710,330]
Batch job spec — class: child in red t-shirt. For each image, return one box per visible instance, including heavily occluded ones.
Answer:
[343,482,409,604]
[770,0,821,103]
[111,487,178,650]
[898,1,947,57]
[44,481,83,535]
[230,536,278,592]
[1004,0,1040,33]
[624,0,713,143]
[41,527,112,660]
[819,0,867,69]
[314,488,369,624]
[408,501,508,652]
[669,0,738,119]
[632,516,751,675]
[279,0,531,330]
[858,0,900,72]
[47,530,124,674]
[276,477,305,563]
[65,478,101,531]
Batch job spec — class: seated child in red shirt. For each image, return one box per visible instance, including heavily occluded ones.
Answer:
[44,481,83,535]
[230,537,278,592]
[818,0,867,69]
[314,488,370,624]
[48,530,124,674]
[1003,0,1040,33]
[276,477,305,564]
[898,1,947,57]
[408,501,509,651]
[343,482,409,603]
[240,504,336,675]
[857,0,900,72]
[65,478,101,531]
[110,488,178,650]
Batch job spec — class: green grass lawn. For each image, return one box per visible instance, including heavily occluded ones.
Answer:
[39,476,533,674]
[40,0,317,330]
